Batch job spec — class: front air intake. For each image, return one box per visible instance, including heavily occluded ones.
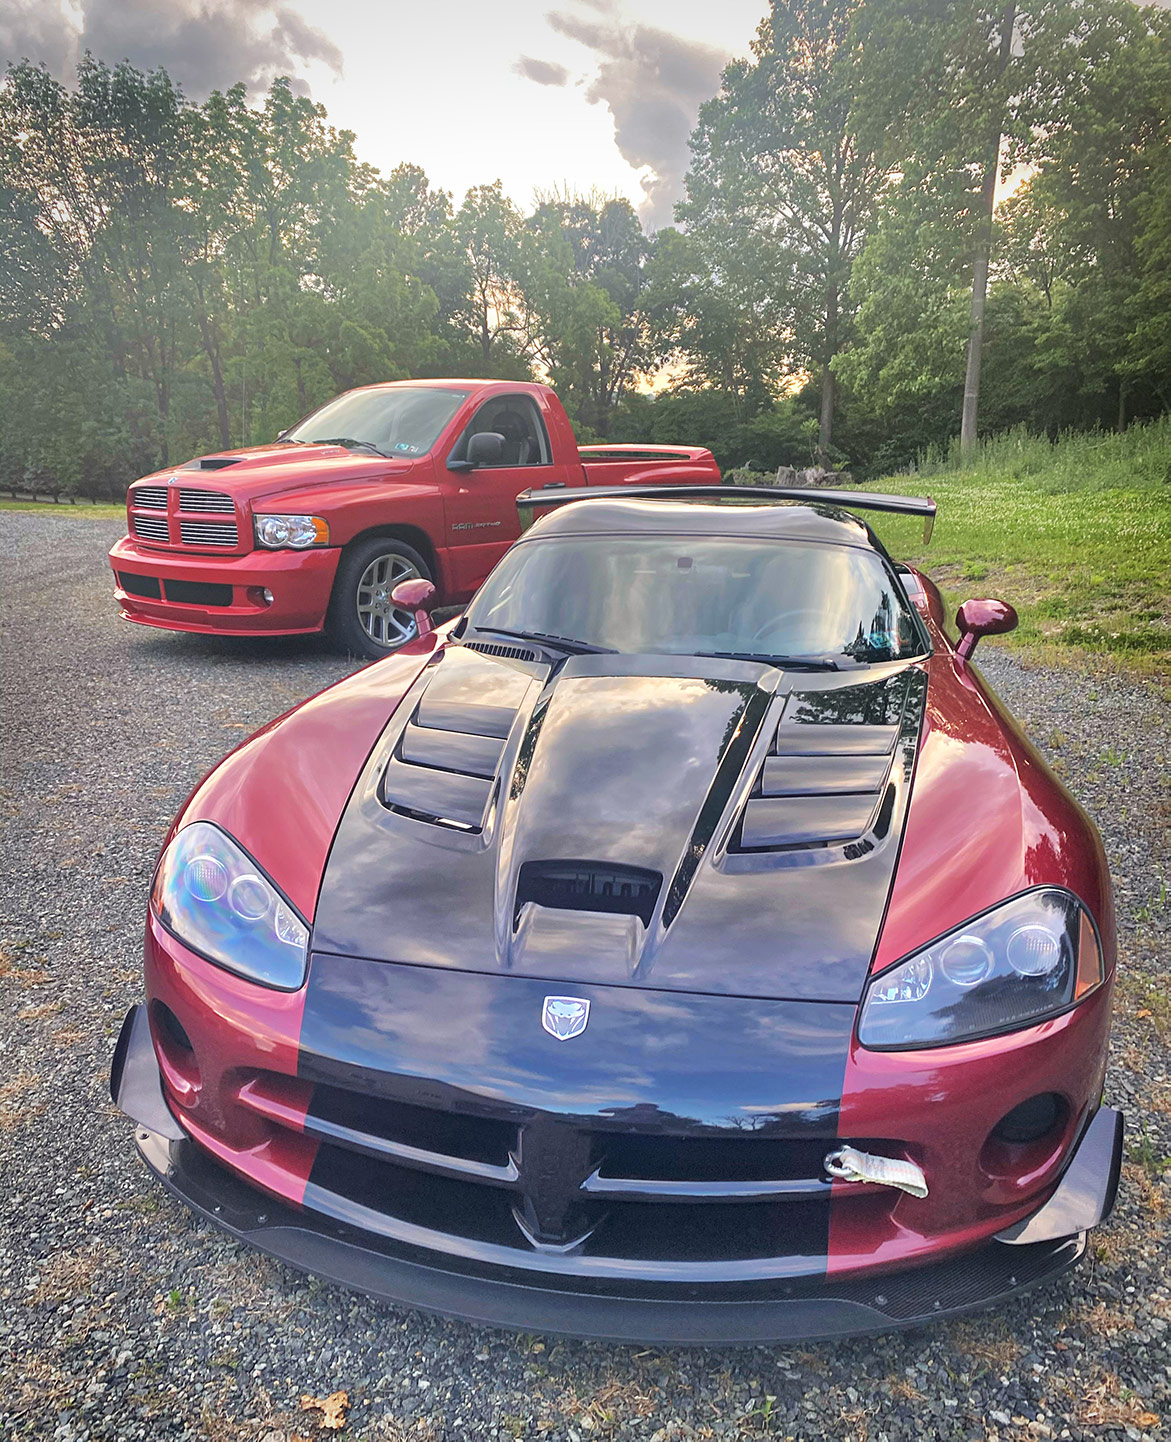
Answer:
[516,861,662,927]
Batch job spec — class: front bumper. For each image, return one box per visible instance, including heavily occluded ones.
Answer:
[111,1002,1122,1344]
[108,535,340,637]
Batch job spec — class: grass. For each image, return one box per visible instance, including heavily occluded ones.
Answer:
[0,497,124,517]
[859,418,1171,675]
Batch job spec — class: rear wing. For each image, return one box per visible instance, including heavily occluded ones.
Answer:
[517,483,937,544]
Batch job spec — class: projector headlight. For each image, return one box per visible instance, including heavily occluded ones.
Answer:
[858,888,1104,1050]
[151,822,308,990]
[253,514,329,549]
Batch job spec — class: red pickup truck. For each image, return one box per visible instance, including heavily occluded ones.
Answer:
[108,379,720,657]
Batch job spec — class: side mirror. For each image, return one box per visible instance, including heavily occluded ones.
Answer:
[465,431,505,469]
[955,598,1018,661]
[391,578,437,638]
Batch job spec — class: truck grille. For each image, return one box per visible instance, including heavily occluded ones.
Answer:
[132,514,171,542]
[178,488,235,513]
[131,486,168,509]
[179,519,238,547]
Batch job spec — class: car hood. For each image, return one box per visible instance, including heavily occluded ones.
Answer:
[311,645,928,1004]
[131,444,420,501]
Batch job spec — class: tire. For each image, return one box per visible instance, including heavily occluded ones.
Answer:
[326,535,433,660]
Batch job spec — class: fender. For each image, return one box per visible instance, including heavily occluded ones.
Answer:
[174,634,444,919]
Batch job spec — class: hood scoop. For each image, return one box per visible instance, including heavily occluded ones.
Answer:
[516,860,662,928]
[738,699,901,851]
[181,456,243,471]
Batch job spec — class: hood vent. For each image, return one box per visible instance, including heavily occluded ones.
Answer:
[738,699,900,851]
[464,640,539,663]
[516,861,662,928]
[381,707,515,833]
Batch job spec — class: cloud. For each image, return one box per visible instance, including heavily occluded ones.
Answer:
[514,54,570,87]
[546,10,727,229]
[0,0,343,99]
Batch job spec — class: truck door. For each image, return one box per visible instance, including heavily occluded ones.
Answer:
[443,392,557,597]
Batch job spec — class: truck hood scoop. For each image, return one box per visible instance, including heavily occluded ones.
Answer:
[311,648,927,1003]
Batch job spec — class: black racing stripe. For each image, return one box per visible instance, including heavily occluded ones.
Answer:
[299,953,855,1283]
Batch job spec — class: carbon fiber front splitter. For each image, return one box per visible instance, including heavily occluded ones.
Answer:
[130,1123,1087,1345]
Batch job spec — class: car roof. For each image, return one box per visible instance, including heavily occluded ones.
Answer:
[524,496,882,552]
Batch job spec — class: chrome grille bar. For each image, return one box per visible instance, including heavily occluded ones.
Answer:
[179,520,238,546]
[132,514,171,541]
[178,488,234,513]
[131,486,168,509]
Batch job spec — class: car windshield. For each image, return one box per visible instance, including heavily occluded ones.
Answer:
[466,535,924,664]
[285,387,469,457]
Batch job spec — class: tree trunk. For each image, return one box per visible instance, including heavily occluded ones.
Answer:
[960,0,1017,464]
[196,295,231,450]
[1117,376,1127,432]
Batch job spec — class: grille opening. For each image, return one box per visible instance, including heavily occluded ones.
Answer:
[309,1083,518,1168]
[117,571,162,600]
[599,1198,827,1263]
[130,486,168,509]
[179,520,238,546]
[178,488,235,512]
[309,1143,524,1248]
[132,515,171,541]
[516,861,662,928]
[304,1142,833,1263]
[592,1132,833,1185]
[163,579,233,607]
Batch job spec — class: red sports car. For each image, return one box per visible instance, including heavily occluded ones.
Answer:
[111,485,1122,1343]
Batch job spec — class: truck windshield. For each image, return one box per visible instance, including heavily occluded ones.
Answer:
[466,535,924,665]
[285,387,469,457]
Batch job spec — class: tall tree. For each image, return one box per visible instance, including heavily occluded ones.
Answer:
[524,194,656,435]
[453,181,528,367]
[681,0,886,459]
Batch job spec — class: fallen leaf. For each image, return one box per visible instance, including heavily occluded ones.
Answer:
[1136,1413,1160,1428]
[301,1390,350,1430]
[1137,1008,1153,1019]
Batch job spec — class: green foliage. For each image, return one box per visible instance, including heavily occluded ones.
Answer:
[614,388,817,473]
[861,418,1171,671]
[680,0,884,454]
[1,0,1169,497]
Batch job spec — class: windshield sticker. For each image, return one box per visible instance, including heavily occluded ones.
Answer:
[394,442,420,453]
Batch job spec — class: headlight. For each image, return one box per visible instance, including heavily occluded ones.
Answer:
[253,514,329,549]
[151,822,309,989]
[858,888,1103,1050]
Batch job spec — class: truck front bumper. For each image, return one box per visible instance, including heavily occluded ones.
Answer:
[109,536,341,637]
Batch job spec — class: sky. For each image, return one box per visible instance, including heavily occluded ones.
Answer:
[0,0,769,227]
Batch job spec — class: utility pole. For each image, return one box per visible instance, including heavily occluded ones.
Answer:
[960,0,1017,463]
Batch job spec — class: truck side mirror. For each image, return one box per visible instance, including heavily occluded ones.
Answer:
[955,598,1018,661]
[464,431,505,469]
[391,578,437,638]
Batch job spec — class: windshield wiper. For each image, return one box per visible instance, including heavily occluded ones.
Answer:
[474,626,617,656]
[313,436,391,457]
[695,650,842,671]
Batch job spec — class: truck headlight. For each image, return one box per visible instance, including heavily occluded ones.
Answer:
[857,888,1104,1050]
[253,514,329,549]
[151,822,309,990]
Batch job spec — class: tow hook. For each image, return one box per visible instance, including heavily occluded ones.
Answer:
[825,1146,928,1198]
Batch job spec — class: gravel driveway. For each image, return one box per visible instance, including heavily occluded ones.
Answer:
[2,511,1169,1442]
